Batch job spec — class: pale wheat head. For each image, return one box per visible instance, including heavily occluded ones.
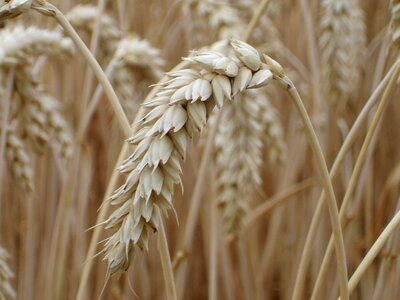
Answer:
[13,68,73,160]
[0,26,74,67]
[214,89,285,236]
[102,39,278,276]
[390,0,400,49]
[320,0,366,105]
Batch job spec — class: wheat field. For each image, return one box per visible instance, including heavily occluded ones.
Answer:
[0,0,399,299]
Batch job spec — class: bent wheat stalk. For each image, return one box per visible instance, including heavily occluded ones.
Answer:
[270,62,348,300]
[311,63,400,300]
[30,1,131,138]
[291,60,400,300]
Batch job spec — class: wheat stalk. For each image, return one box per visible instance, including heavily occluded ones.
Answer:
[65,4,121,57]
[291,61,400,300]
[320,0,366,105]
[0,246,16,300]
[311,63,400,300]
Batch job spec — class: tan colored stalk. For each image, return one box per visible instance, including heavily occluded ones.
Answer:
[30,5,132,295]
[372,200,400,299]
[243,0,271,42]
[273,71,349,300]
[157,208,178,300]
[299,0,324,113]
[291,60,400,300]
[0,68,15,196]
[32,1,131,138]
[340,208,400,299]
[244,178,316,227]
[310,64,400,300]
[80,0,106,111]
[208,182,219,300]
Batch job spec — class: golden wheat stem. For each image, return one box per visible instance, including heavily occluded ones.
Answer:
[80,0,106,108]
[175,109,224,299]
[339,208,400,299]
[37,2,131,138]
[0,68,15,197]
[157,208,178,300]
[299,0,324,114]
[78,59,119,140]
[208,178,219,300]
[277,75,349,300]
[291,60,400,300]
[243,0,271,42]
[311,63,400,300]
[244,178,316,228]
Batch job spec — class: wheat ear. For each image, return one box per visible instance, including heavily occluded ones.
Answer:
[320,0,366,105]
[215,90,285,236]
[0,25,74,67]
[103,39,275,276]
[13,68,73,160]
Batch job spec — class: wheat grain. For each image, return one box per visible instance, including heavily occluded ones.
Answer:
[320,0,366,105]
[390,0,400,49]
[103,39,275,275]
[13,68,73,161]
[0,246,15,300]
[2,122,34,193]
